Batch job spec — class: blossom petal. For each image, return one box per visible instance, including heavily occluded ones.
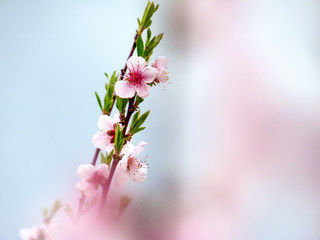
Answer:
[119,156,129,171]
[131,141,147,157]
[115,81,136,98]
[76,180,95,196]
[98,115,114,131]
[153,56,168,70]
[96,163,109,179]
[157,69,170,83]
[106,144,114,154]
[113,112,121,123]
[129,161,148,183]
[114,167,129,188]
[92,131,111,150]
[142,66,158,83]
[77,164,95,179]
[135,84,151,99]
[127,56,147,73]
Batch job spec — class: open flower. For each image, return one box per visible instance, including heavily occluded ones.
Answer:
[152,56,169,83]
[115,56,157,98]
[76,164,109,196]
[92,113,120,153]
[20,224,49,240]
[114,141,148,187]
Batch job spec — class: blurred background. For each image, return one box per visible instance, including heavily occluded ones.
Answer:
[1,0,320,239]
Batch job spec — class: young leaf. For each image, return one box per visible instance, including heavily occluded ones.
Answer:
[130,110,150,135]
[116,96,129,114]
[95,92,103,111]
[100,152,106,164]
[106,149,114,166]
[114,124,124,153]
[146,28,152,44]
[136,35,144,57]
[131,126,146,135]
[130,110,140,127]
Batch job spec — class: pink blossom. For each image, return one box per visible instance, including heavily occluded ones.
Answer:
[114,141,148,187]
[152,56,169,83]
[76,164,109,196]
[20,224,49,240]
[115,56,157,98]
[92,113,120,153]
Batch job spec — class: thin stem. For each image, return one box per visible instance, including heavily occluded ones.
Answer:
[98,157,119,215]
[98,32,140,215]
[91,148,101,166]
[120,33,138,81]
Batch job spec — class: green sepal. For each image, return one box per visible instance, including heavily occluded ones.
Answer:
[136,34,144,57]
[135,96,144,105]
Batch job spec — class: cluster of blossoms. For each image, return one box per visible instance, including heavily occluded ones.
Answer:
[78,54,169,197]
[115,56,169,99]
[20,2,170,239]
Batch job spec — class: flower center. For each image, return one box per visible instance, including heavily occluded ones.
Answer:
[88,172,106,189]
[127,70,144,86]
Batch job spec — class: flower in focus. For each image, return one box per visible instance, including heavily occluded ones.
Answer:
[115,56,157,98]
[115,141,148,187]
[92,113,120,153]
[20,224,49,240]
[76,164,109,196]
[152,56,169,83]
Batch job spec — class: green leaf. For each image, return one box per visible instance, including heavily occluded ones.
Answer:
[146,28,152,44]
[131,126,146,135]
[136,35,144,57]
[143,36,155,58]
[155,4,159,12]
[114,124,124,153]
[100,152,106,164]
[95,92,103,111]
[145,19,152,29]
[105,73,109,79]
[137,17,141,26]
[154,33,164,48]
[130,110,150,135]
[106,149,114,166]
[131,110,140,127]
[116,96,129,114]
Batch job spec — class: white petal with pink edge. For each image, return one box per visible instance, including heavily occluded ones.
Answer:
[77,164,95,179]
[92,131,111,150]
[98,115,114,131]
[114,167,129,188]
[135,84,151,98]
[115,80,136,98]
[142,66,158,83]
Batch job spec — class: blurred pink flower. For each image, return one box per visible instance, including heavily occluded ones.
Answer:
[20,224,49,240]
[114,141,148,187]
[76,164,109,196]
[92,113,120,153]
[115,56,157,98]
[152,56,169,83]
